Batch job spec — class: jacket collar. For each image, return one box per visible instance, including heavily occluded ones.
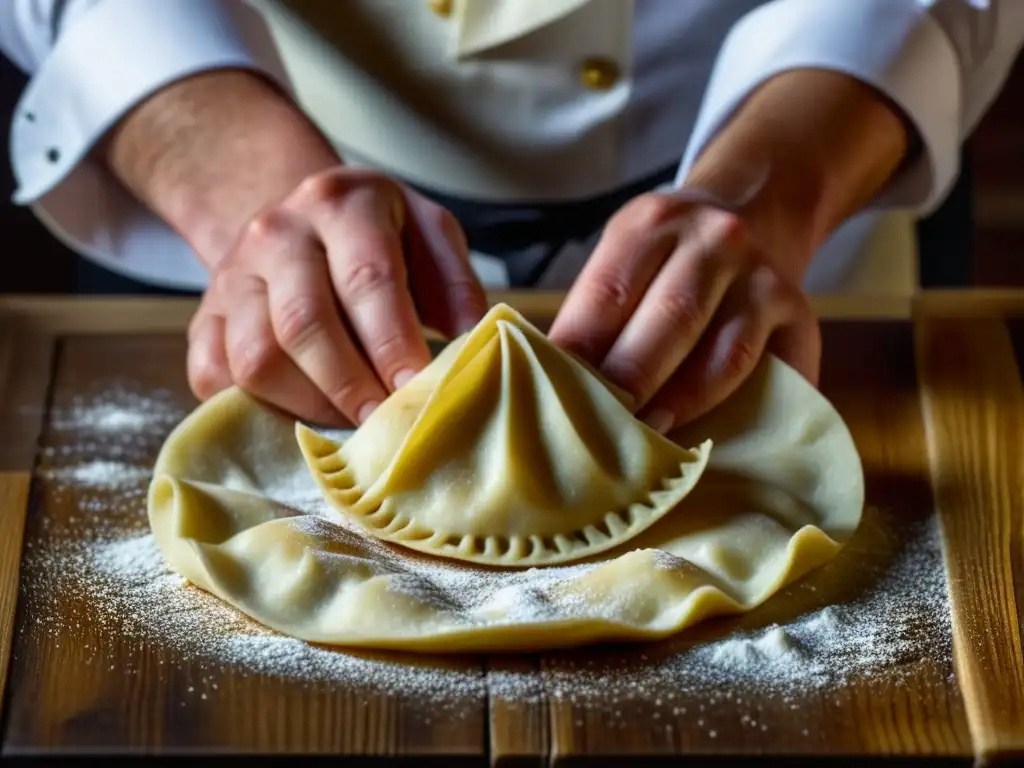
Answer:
[452,0,592,58]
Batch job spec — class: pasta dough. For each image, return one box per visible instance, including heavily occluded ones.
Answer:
[147,305,864,653]
[296,303,711,566]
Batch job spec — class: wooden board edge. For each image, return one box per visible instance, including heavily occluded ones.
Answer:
[0,322,57,473]
[0,323,55,732]
[915,315,1024,760]
[3,289,1024,337]
[0,473,31,721]
[913,289,1024,319]
[0,291,927,336]
[0,297,197,336]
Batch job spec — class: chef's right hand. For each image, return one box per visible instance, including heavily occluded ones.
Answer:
[186,167,488,426]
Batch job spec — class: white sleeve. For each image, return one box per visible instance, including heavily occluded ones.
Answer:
[676,0,1024,217]
[1,0,292,290]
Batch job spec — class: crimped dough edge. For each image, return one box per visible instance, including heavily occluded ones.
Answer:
[296,423,713,566]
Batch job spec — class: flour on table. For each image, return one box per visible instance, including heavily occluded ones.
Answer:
[41,461,151,487]
[49,384,182,434]
[20,379,955,719]
[494,517,954,712]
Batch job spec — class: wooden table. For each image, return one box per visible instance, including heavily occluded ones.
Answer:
[0,291,1022,765]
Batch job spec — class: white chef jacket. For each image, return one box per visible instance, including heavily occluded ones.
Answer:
[2,0,1023,294]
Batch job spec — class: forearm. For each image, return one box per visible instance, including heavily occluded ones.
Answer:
[104,69,340,268]
[682,68,913,282]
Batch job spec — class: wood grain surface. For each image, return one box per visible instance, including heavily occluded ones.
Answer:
[917,317,1024,762]
[0,320,55,725]
[0,474,30,721]
[0,297,1022,762]
[1,335,487,762]
[488,322,972,765]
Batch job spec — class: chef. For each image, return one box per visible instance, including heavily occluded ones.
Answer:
[3,0,1023,433]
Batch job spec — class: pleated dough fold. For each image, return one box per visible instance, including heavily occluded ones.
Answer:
[296,304,711,566]
[147,304,865,653]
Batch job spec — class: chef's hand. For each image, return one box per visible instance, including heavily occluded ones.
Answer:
[187,167,488,426]
[548,191,820,434]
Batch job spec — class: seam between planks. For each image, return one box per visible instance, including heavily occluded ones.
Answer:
[916,315,1024,761]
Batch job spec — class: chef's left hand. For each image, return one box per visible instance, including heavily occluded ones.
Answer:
[548,191,820,434]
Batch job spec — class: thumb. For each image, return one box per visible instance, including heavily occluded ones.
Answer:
[402,190,488,338]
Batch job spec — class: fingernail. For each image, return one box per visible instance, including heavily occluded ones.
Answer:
[357,401,380,424]
[392,368,417,389]
[644,409,674,435]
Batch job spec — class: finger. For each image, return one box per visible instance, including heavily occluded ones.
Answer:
[643,270,817,430]
[743,265,821,386]
[548,193,683,363]
[598,208,748,409]
[403,190,488,337]
[766,305,821,385]
[222,274,348,426]
[298,174,433,390]
[241,209,389,424]
[187,311,233,400]
[643,310,772,433]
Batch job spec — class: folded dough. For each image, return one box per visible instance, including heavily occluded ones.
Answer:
[295,304,711,566]
[147,308,864,653]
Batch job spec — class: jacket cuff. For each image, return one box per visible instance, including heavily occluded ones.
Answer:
[675,0,962,216]
[9,0,291,204]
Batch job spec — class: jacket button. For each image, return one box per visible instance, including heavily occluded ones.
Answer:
[579,57,620,90]
[429,0,453,17]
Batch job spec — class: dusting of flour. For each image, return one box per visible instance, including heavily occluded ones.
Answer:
[509,520,953,712]
[20,380,954,716]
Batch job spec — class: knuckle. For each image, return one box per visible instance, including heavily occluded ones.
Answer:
[653,292,704,335]
[228,336,279,387]
[445,275,485,309]
[243,208,299,247]
[294,170,351,206]
[370,330,412,373]
[321,377,366,414]
[686,212,748,265]
[699,206,746,240]
[584,271,633,313]
[294,169,400,215]
[752,265,809,317]
[350,176,405,228]
[274,295,328,350]
[628,193,687,230]
[720,336,760,381]
[752,264,786,295]
[210,268,237,297]
[341,259,402,302]
[366,173,403,200]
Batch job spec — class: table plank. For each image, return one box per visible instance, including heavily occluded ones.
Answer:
[3,309,1017,761]
[917,316,1024,761]
[0,474,31,723]
[2,335,488,762]
[494,321,971,764]
[0,320,55,472]
[487,656,548,768]
[0,321,56,727]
